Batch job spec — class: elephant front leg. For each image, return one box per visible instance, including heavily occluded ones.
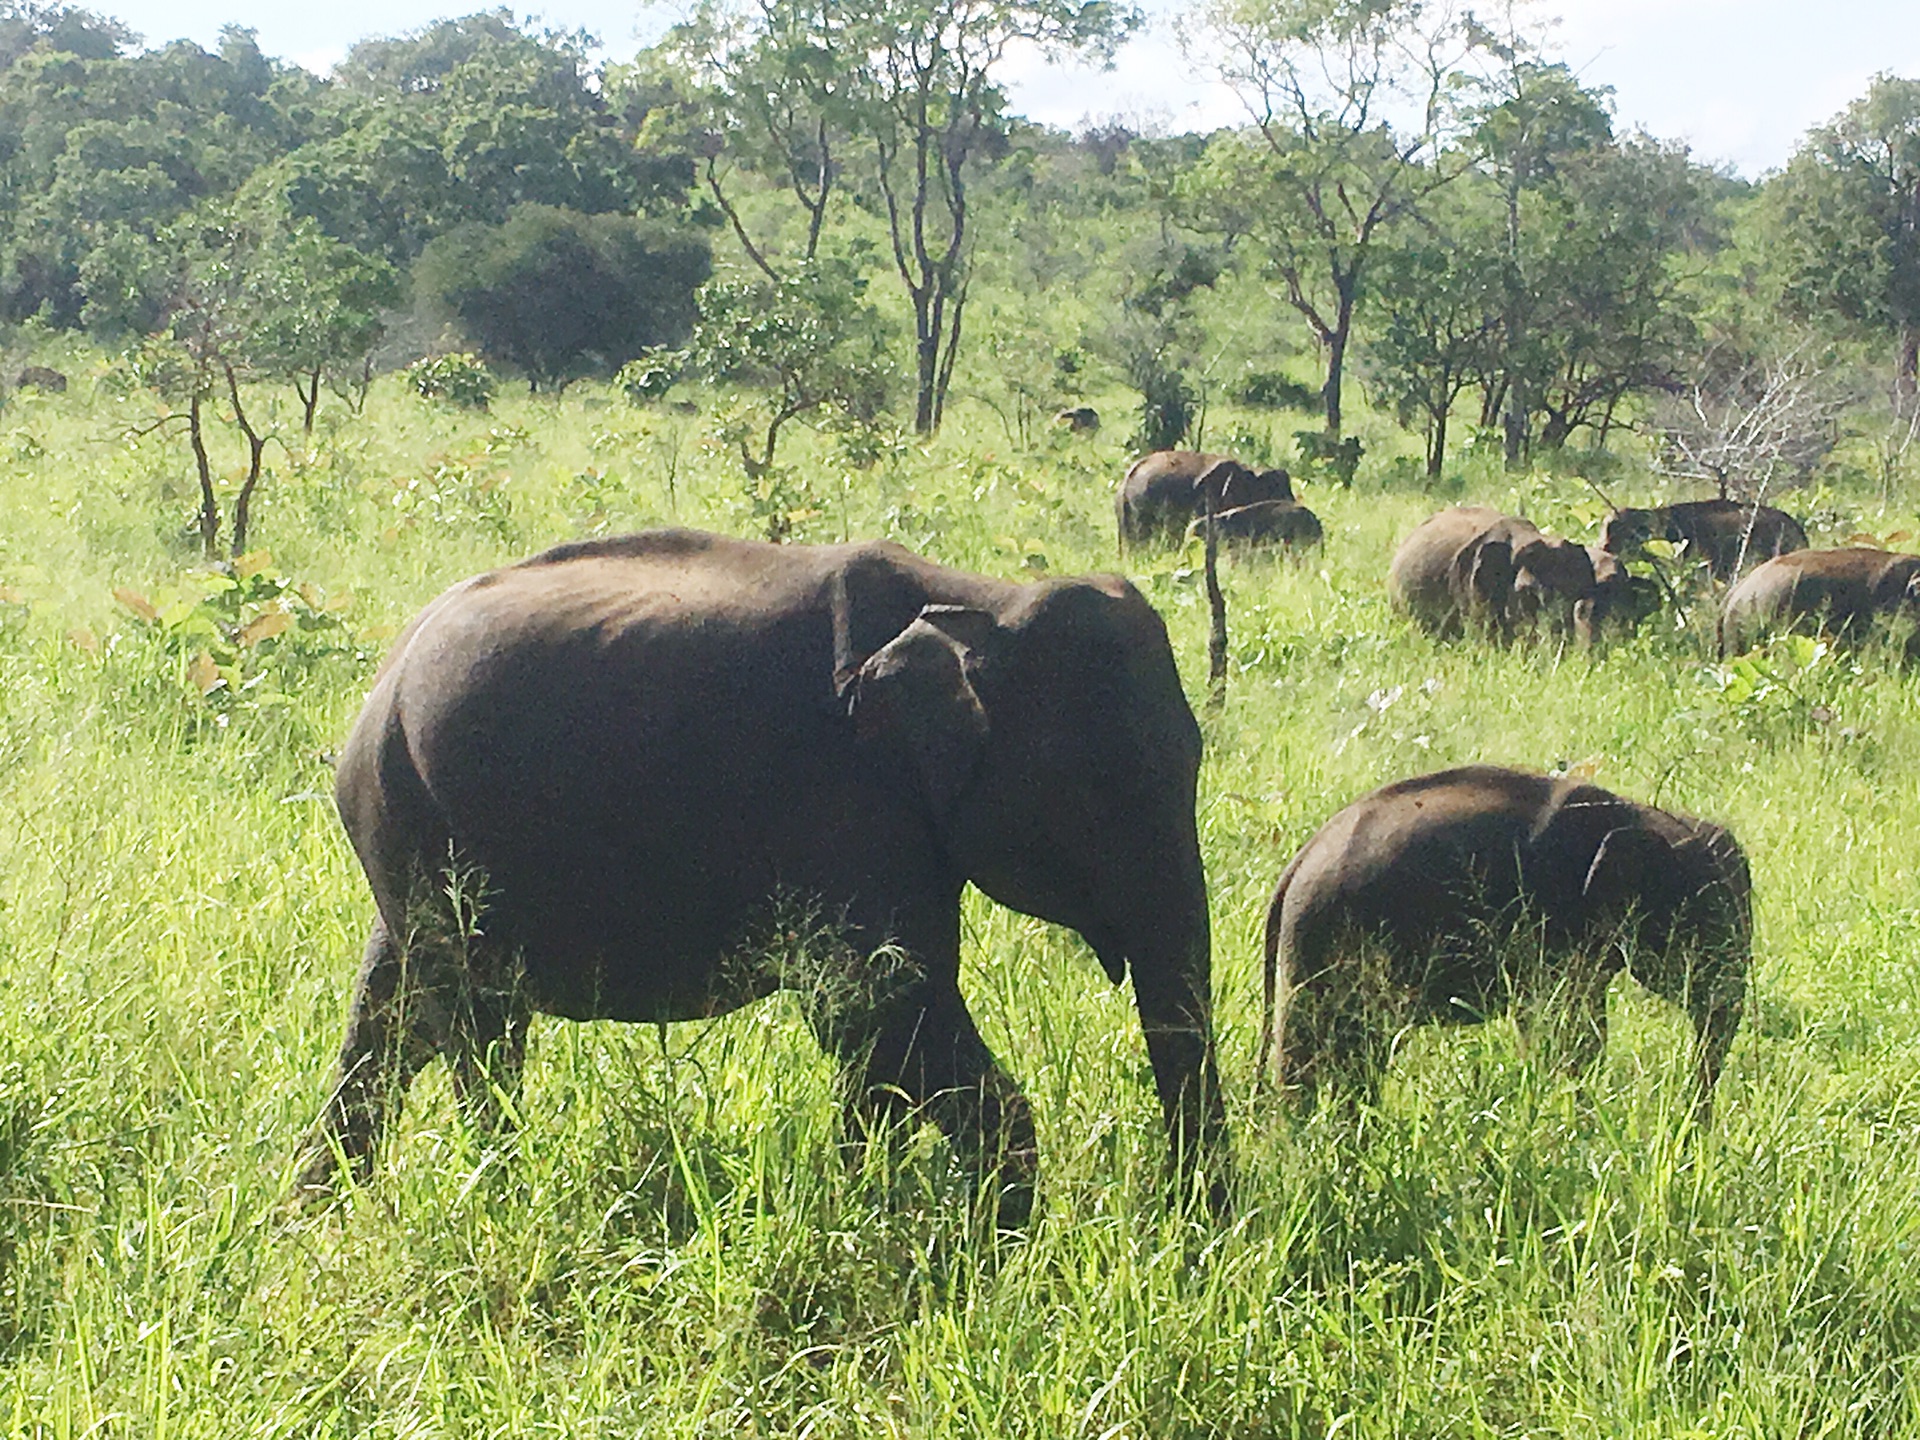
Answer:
[1514,956,1615,1080]
[805,975,1037,1230]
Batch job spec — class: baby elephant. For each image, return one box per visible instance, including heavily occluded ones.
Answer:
[1185,499,1323,551]
[1262,766,1751,1122]
[1720,546,1920,657]
[1600,499,1807,581]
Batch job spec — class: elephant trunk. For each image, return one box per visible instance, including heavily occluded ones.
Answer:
[1125,869,1229,1215]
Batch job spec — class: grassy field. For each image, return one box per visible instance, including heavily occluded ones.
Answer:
[2,368,1920,1436]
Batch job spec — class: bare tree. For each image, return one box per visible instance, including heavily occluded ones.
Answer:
[1653,346,1847,504]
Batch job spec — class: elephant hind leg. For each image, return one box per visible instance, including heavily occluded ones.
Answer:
[294,916,439,1197]
[806,976,1037,1229]
[294,911,531,1198]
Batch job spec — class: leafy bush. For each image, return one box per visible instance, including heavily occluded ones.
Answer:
[616,350,684,404]
[413,205,711,391]
[1232,369,1318,411]
[111,550,365,717]
[1294,428,1365,487]
[405,352,497,409]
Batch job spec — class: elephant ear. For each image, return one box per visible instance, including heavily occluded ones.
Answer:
[844,605,995,827]
[1455,535,1514,618]
[1194,459,1243,512]
[1581,823,1664,920]
[1515,538,1595,592]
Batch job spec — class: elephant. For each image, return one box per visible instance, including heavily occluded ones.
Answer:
[1261,765,1751,1123]
[1117,451,1294,548]
[1052,405,1100,435]
[1576,544,1660,640]
[1600,499,1807,582]
[1719,546,1920,657]
[1388,507,1600,644]
[296,530,1228,1224]
[13,365,65,393]
[1184,500,1323,551]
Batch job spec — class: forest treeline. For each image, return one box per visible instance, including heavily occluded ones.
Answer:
[1,0,1917,512]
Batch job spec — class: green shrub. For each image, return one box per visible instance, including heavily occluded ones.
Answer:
[405,352,497,410]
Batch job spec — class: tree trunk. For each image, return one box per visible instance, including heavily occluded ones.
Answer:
[1426,403,1448,480]
[190,394,219,560]
[913,293,939,436]
[227,366,268,558]
[1202,472,1227,707]
[1321,284,1356,438]
[298,366,321,434]
[1898,321,1919,402]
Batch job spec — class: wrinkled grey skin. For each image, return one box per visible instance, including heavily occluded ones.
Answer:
[297,531,1229,1224]
[1719,547,1920,657]
[1117,451,1294,548]
[1053,405,1100,434]
[1388,507,1599,644]
[1262,766,1751,1123]
[1600,500,1807,581]
[1185,500,1323,551]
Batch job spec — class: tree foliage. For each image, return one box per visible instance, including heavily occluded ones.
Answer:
[413,204,711,390]
[1764,74,1920,399]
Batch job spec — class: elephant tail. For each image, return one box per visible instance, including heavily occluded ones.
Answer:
[1258,855,1301,1097]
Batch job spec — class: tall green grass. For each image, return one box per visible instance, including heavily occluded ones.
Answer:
[1,371,1919,1434]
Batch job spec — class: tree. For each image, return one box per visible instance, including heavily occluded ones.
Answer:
[238,218,398,429]
[1765,74,1920,401]
[413,204,711,390]
[658,0,855,278]
[686,257,891,506]
[1189,0,1470,437]
[671,0,1135,434]
[0,3,133,67]
[1364,206,1502,478]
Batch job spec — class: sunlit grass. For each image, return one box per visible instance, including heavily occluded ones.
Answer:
[1,370,1919,1433]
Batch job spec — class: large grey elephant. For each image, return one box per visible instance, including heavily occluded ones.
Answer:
[1261,766,1751,1123]
[1719,546,1920,657]
[297,531,1228,1223]
[1600,499,1807,582]
[1117,451,1293,548]
[1388,507,1599,643]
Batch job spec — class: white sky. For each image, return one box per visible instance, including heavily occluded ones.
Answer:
[88,1,1920,177]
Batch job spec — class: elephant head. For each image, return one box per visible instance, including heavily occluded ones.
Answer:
[1510,536,1599,639]
[1575,546,1659,642]
[1534,788,1751,1122]
[1599,507,1661,556]
[841,577,1227,1207]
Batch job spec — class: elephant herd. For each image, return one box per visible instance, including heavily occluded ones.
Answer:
[291,452,1918,1228]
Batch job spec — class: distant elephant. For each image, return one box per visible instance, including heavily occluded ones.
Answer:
[1117,451,1294,548]
[1261,766,1751,1123]
[297,531,1228,1224]
[1600,499,1807,581]
[1388,507,1599,643]
[1185,500,1323,551]
[13,365,65,393]
[1053,405,1100,434]
[1719,546,1920,657]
